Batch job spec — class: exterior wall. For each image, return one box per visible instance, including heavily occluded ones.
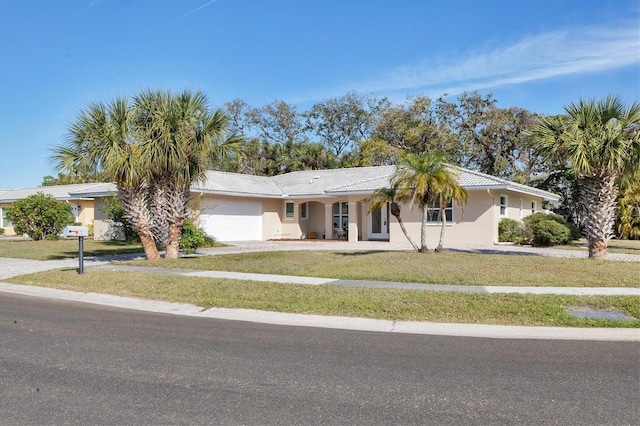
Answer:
[389,190,496,246]
[280,200,302,239]
[92,197,125,241]
[308,201,326,238]
[262,198,286,240]
[388,189,548,246]
[74,200,95,226]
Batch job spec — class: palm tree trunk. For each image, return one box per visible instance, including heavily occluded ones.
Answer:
[419,207,429,253]
[435,206,446,253]
[394,214,419,251]
[580,173,618,260]
[119,185,160,261]
[163,187,190,259]
[165,223,183,259]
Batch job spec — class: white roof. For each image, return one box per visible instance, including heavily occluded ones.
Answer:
[1,166,559,202]
[0,183,116,203]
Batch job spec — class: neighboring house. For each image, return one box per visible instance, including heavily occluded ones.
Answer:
[0,183,104,236]
[1,166,559,245]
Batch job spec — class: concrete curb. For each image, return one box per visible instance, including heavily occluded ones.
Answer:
[1,282,638,342]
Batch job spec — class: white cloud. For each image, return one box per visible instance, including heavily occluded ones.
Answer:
[290,23,639,104]
[360,24,639,96]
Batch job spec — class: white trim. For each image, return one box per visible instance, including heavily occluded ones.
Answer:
[500,194,508,218]
[284,201,295,220]
[519,198,523,219]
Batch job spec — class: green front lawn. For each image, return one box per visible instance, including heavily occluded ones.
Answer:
[124,250,640,288]
[7,269,639,327]
[0,239,144,260]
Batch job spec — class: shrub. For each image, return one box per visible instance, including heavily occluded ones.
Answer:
[531,219,571,247]
[102,195,137,241]
[6,192,74,240]
[522,212,575,245]
[498,218,523,242]
[0,228,4,235]
[179,219,215,254]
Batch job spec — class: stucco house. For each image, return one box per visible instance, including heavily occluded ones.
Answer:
[1,166,559,245]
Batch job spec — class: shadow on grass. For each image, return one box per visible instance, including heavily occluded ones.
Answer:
[333,250,389,257]
[446,248,544,257]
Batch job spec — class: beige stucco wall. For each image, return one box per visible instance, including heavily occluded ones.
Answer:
[388,190,496,246]
[387,189,547,246]
[73,200,95,226]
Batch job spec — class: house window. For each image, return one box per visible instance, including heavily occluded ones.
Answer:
[285,201,294,220]
[426,201,453,223]
[1,207,11,228]
[300,202,308,220]
[332,202,349,230]
[500,195,508,217]
[531,201,537,214]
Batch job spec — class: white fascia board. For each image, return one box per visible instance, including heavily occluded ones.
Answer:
[194,189,284,199]
[466,185,560,202]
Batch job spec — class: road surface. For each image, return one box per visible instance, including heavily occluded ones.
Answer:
[1,293,638,425]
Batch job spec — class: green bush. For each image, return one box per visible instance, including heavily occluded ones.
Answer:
[498,218,523,242]
[522,212,575,245]
[531,219,571,247]
[6,192,74,240]
[0,228,4,235]
[102,195,137,242]
[179,219,215,254]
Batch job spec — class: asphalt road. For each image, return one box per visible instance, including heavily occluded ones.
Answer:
[1,293,639,425]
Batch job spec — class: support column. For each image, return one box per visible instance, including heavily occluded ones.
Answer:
[324,204,334,239]
[348,202,359,242]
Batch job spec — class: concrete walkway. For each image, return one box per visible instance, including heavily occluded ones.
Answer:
[1,241,638,341]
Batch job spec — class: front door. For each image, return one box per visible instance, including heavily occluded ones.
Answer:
[369,204,389,240]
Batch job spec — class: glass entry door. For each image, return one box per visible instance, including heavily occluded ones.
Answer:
[369,204,389,240]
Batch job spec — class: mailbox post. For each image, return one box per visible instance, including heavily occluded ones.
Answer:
[63,226,89,274]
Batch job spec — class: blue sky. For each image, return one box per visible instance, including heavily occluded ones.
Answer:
[1,0,638,189]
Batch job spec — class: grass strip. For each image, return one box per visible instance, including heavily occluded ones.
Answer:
[0,239,144,260]
[7,269,639,328]
[124,250,640,288]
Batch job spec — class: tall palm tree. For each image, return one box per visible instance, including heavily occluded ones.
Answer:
[433,169,468,252]
[52,98,161,260]
[616,172,640,240]
[392,152,450,253]
[134,89,241,259]
[368,187,419,251]
[531,95,640,259]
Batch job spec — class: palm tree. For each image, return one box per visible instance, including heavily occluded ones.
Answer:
[52,98,161,260]
[368,187,419,251]
[134,89,241,259]
[391,152,451,253]
[616,173,640,240]
[531,95,640,259]
[433,169,468,252]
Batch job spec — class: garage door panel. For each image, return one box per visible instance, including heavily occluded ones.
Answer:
[201,199,262,241]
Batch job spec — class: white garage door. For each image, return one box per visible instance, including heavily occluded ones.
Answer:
[200,199,262,241]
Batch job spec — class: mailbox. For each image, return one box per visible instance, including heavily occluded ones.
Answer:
[63,226,89,237]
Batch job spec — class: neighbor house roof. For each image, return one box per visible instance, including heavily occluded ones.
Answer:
[1,165,560,203]
[0,183,116,203]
